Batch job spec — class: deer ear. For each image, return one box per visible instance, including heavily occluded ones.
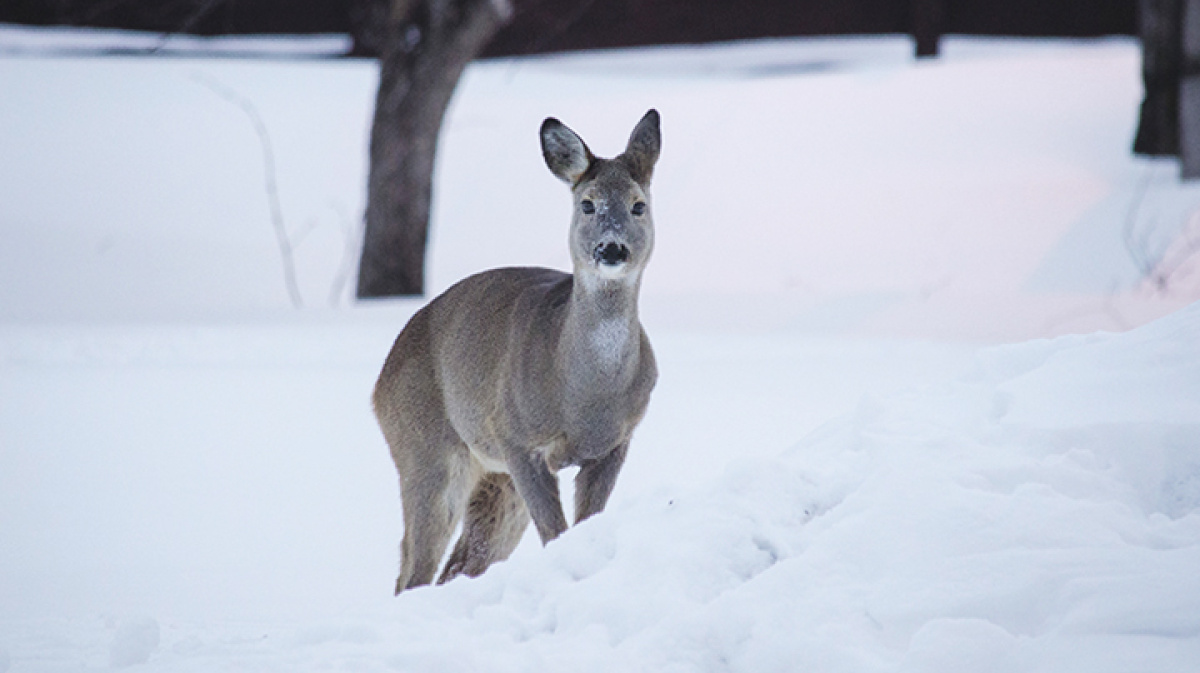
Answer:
[540,118,594,185]
[621,109,661,186]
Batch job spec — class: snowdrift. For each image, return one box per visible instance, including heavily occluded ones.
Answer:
[357,300,1200,672]
[4,291,1195,673]
[20,300,1183,672]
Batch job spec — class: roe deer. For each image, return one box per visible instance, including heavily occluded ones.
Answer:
[373,110,661,593]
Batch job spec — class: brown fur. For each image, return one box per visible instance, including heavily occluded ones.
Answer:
[373,110,662,593]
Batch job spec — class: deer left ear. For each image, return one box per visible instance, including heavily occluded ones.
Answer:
[621,109,661,187]
[541,118,594,185]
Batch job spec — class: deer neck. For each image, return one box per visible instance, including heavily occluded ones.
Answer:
[558,271,643,386]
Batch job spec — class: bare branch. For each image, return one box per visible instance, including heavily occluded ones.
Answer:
[190,71,304,309]
[1122,161,1158,279]
[328,202,364,307]
[1147,205,1200,294]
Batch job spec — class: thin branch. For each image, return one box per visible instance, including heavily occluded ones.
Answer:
[190,71,304,309]
[1122,161,1157,278]
[1123,160,1200,298]
[328,202,364,307]
[1147,205,1200,294]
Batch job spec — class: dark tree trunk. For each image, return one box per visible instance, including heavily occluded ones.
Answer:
[911,0,944,58]
[357,0,511,298]
[1181,0,1200,177]
[1134,0,1184,157]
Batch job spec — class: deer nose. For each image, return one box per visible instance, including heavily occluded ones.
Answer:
[593,242,631,266]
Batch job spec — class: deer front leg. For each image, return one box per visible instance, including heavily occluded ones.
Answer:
[504,446,569,544]
[574,441,628,524]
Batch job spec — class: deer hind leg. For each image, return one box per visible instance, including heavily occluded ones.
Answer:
[437,471,531,585]
[392,431,478,594]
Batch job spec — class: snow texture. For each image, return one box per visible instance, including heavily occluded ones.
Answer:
[1,26,1200,673]
[358,304,1200,672]
[109,618,160,667]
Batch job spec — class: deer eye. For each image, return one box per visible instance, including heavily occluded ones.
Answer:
[631,201,647,216]
[580,199,595,214]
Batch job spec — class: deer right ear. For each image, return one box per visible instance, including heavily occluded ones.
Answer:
[540,118,594,185]
[622,109,661,187]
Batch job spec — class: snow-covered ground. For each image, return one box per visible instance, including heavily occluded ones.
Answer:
[1,27,1199,671]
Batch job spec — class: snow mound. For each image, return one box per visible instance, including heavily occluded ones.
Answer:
[378,301,1200,671]
[109,617,160,668]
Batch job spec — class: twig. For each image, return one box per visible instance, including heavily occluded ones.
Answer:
[1147,206,1200,294]
[1124,158,1200,298]
[190,71,304,308]
[1122,161,1157,279]
[328,202,364,307]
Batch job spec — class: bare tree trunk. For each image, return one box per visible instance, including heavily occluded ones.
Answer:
[357,0,512,298]
[1134,0,1184,157]
[1181,0,1200,177]
[910,0,944,58]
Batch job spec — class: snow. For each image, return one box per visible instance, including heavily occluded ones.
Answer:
[2,27,1200,672]
[109,617,160,667]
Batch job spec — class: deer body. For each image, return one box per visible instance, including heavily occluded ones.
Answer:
[373,111,661,593]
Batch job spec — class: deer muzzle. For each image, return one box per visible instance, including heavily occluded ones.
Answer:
[593,242,631,266]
